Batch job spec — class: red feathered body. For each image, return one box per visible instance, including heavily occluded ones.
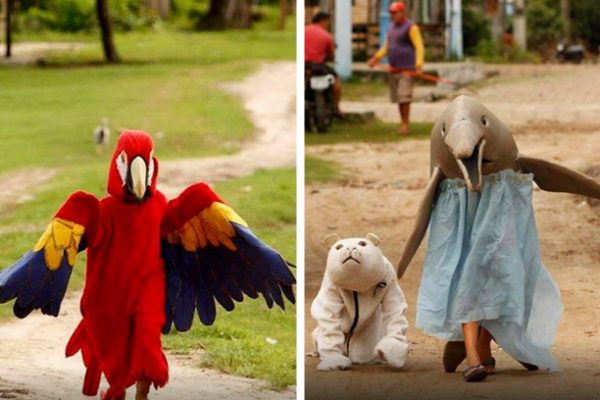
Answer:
[65,132,169,398]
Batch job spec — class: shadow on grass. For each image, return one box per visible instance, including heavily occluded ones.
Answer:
[305,118,434,145]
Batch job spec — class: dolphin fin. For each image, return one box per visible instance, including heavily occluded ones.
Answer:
[397,167,444,279]
[518,155,600,199]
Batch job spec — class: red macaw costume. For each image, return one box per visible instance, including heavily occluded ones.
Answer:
[0,131,295,399]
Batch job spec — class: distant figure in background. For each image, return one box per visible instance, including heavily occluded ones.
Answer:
[502,26,514,58]
[367,1,424,135]
[305,11,343,116]
[93,118,110,154]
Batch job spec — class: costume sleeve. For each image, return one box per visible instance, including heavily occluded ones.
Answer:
[310,285,351,369]
[373,39,389,60]
[380,281,409,341]
[409,25,425,68]
[374,275,410,368]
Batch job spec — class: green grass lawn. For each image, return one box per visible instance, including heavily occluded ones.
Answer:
[305,156,344,185]
[342,77,389,101]
[0,15,296,389]
[305,119,433,145]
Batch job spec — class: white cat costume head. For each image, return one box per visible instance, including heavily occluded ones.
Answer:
[324,233,388,293]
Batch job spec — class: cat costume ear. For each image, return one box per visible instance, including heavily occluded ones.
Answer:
[366,233,381,246]
[323,233,341,247]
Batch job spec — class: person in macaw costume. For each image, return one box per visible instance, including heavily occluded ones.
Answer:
[0,130,295,400]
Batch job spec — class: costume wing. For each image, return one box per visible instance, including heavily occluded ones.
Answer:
[0,191,98,318]
[161,183,295,332]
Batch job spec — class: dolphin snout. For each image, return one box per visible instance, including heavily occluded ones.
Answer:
[445,121,486,192]
[444,121,483,158]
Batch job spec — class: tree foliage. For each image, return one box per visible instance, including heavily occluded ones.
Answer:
[571,0,600,49]
[526,0,563,51]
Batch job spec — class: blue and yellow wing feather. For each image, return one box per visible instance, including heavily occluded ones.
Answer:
[0,218,85,318]
[162,201,295,332]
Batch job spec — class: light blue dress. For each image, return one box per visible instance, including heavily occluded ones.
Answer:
[416,169,563,371]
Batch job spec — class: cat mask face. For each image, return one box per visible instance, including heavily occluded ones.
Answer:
[324,233,387,292]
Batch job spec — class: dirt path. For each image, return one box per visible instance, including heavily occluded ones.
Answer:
[0,42,86,65]
[159,61,296,198]
[343,64,600,129]
[306,65,600,400]
[0,62,296,400]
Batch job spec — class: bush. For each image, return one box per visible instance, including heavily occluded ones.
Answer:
[526,0,563,51]
[571,0,600,50]
[474,39,541,64]
[462,6,491,56]
[16,0,158,33]
[18,0,95,33]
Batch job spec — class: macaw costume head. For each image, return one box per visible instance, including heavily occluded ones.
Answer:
[107,130,159,202]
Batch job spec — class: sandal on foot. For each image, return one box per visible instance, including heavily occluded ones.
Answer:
[463,364,488,382]
[443,341,467,372]
[481,357,496,374]
[518,360,539,371]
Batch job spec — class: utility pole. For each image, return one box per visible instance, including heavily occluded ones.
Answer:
[335,0,352,79]
[513,0,527,50]
[446,0,463,59]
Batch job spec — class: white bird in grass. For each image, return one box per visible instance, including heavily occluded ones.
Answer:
[93,118,110,154]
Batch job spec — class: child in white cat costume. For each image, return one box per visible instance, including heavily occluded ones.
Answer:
[310,233,410,370]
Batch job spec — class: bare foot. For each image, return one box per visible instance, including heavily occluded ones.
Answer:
[398,124,410,136]
[135,380,151,400]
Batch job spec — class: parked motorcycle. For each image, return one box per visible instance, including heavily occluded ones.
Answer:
[305,63,337,133]
[556,42,585,64]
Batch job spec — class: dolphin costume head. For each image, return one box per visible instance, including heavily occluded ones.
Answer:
[398,95,600,278]
[431,95,519,191]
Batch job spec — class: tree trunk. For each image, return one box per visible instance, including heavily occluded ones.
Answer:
[203,0,253,30]
[145,0,171,19]
[96,0,120,63]
[5,0,13,58]
[278,0,287,30]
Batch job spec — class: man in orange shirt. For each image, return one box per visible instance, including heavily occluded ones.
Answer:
[368,1,425,135]
[305,12,342,116]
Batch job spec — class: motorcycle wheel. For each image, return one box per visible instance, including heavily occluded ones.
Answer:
[314,90,331,134]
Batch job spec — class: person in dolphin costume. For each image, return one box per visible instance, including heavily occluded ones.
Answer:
[397,95,600,382]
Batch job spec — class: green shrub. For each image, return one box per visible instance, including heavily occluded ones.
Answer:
[526,0,563,51]
[18,0,95,33]
[462,6,491,56]
[572,0,600,49]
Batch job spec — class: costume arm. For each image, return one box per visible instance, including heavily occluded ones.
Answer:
[409,25,425,68]
[374,270,409,368]
[310,285,352,370]
[517,155,600,199]
[397,167,443,278]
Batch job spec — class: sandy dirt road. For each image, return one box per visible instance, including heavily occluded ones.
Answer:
[0,62,295,400]
[305,64,600,400]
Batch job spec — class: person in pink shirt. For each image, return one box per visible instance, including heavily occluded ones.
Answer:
[305,12,342,116]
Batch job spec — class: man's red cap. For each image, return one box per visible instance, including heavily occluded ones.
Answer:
[389,1,406,13]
